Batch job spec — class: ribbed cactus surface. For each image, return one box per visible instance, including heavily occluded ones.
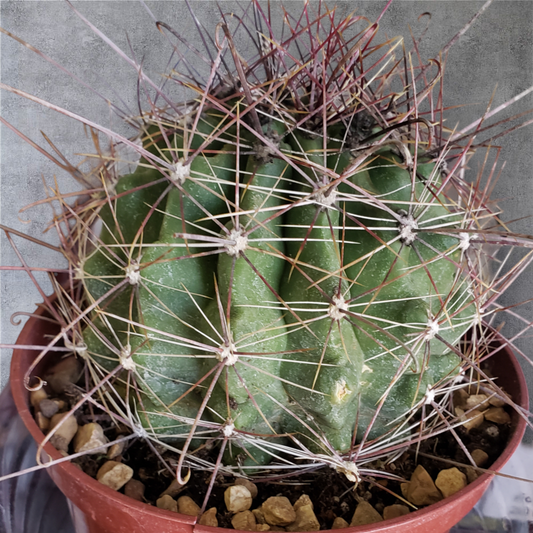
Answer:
[81,105,475,465]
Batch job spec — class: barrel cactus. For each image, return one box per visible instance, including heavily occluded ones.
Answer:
[74,2,494,472]
[3,0,532,492]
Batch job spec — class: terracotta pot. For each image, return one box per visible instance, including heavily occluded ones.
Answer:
[11,302,528,533]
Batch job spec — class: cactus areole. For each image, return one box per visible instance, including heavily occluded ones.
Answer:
[6,1,533,514]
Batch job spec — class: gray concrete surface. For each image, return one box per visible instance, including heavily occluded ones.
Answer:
[1,1,532,406]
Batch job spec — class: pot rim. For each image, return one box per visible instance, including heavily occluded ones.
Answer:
[10,303,529,533]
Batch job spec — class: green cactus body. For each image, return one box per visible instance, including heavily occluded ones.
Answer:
[203,147,292,465]
[341,152,472,435]
[131,146,237,437]
[139,110,232,166]
[82,168,168,372]
[83,122,475,459]
[83,168,169,304]
[98,169,168,246]
[280,133,363,452]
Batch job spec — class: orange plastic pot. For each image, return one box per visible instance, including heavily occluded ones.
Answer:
[11,301,528,533]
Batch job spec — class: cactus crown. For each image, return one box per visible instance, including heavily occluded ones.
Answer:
[3,0,533,504]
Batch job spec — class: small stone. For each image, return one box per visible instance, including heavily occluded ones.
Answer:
[74,423,108,454]
[286,504,320,532]
[225,485,253,513]
[44,356,83,393]
[177,495,200,516]
[350,501,383,526]
[435,467,467,498]
[156,494,178,512]
[405,465,443,506]
[160,478,187,498]
[465,394,490,412]
[253,509,266,524]
[466,467,479,483]
[256,525,271,532]
[262,497,296,526]
[124,479,145,502]
[97,461,133,491]
[35,412,50,432]
[199,507,218,527]
[235,477,258,499]
[456,407,484,431]
[453,389,469,408]
[484,407,511,424]
[39,398,59,418]
[49,413,78,452]
[464,410,485,430]
[30,388,48,409]
[232,510,257,531]
[293,494,313,511]
[107,441,125,460]
[488,392,507,407]
[471,449,489,467]
[400,483,409,499]
[383,504,410,520]
[331,517,349,529]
